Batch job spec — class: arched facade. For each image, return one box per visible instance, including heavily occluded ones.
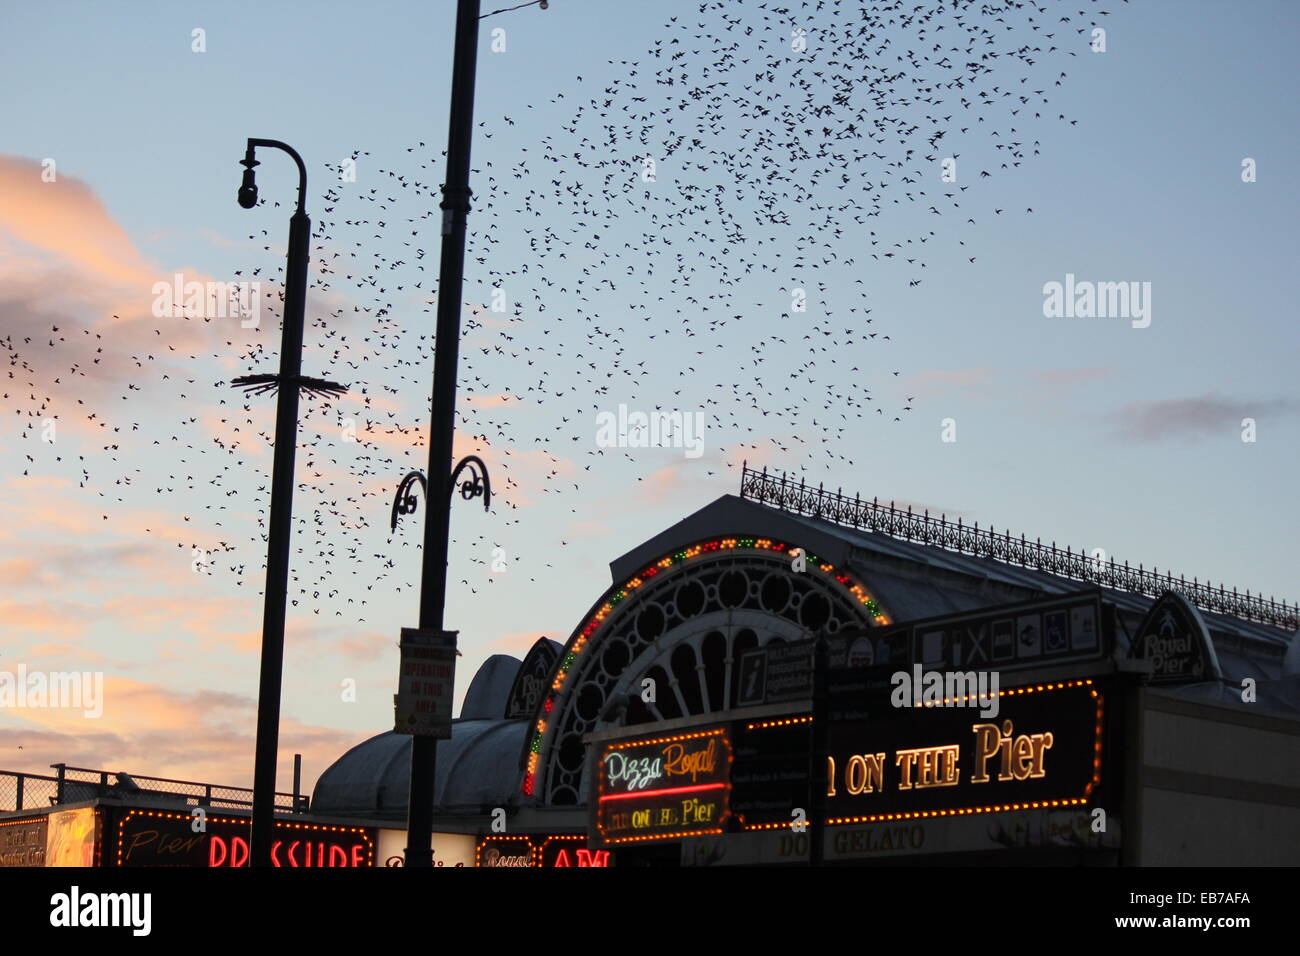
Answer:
[520,535,890,806]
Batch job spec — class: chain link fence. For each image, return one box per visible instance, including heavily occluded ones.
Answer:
[1,765,305,814]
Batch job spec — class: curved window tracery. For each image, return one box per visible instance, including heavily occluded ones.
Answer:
[521,537,889,806]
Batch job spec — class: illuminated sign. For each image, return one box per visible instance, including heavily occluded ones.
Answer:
[115,810,373,867]
[46,808,97,867]
[0,817,47,867]
[476,835,535,867]
[594,727,733,846]
[473,834,611,867]
[538,835,610,867]
[823,680,1104,824]
[376,828,472,867]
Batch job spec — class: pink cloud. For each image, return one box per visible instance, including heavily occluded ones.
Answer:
[0,599,92,642]
[0,675,363,793]
[901,367,997,401]
[0,156,157,290]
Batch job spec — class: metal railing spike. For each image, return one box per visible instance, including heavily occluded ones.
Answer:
[734,467,1295,628]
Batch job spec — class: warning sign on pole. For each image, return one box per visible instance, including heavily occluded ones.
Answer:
[394,628,458,738]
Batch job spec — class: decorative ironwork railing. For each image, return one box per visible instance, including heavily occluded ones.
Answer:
[739,464,1298,632]
[0,764,307,814]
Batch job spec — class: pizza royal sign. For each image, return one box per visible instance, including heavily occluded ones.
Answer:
[594,727,733,846]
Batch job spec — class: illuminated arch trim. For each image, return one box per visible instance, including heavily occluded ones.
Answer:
[521,535,890,797]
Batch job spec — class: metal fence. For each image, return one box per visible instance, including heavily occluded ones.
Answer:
[0,772,59,813]
[0,764,307,814]
[739,464,1299,631]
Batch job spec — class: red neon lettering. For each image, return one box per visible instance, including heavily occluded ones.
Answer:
[352,845,365,867]
[553,848,571,867]
[600,782,727,802]
[330,845,347,867]
[209,836,227,867]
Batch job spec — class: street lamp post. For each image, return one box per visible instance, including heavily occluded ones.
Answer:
[401,0,484,869]
[233,139,345,868]
[394,0,549,869]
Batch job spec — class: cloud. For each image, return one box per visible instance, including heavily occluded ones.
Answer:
[0,156,157,290]
[901,367,997,401]
[0,675,362,792]
[1108,393,1298,442]
[101,593,260,655]
[0,599,92,642]
[1032,366,1115,386]
[898,366,1115,408]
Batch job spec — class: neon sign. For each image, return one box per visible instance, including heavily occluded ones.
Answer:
[594,727,733,846]
[209,835,368,867]
[115,810,373,867]
[540,836,610,867]
[474,834,611,867]
[821,680,1104,825]
[522,536,890,797]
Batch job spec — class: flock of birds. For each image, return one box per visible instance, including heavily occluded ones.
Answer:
[4,0,1118,618]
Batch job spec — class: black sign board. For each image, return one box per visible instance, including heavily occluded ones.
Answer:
[1132,591,1222,683]
[736,640,813,706]
[592,726,732,846]
[730,718,812,829]
[825,679,1104,822]
[829,589,1110,672]
[732,592,1109,715]
[115,810,374,867]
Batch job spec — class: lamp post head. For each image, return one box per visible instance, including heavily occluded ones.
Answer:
[238,147,260,209]
[238,168,258,209]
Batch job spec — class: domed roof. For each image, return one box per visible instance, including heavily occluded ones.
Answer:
[311,653,531,816]
[460,654,521,719]
[312,719,529,816]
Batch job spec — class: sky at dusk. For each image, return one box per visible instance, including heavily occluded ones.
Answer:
[1,0,1296,796]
